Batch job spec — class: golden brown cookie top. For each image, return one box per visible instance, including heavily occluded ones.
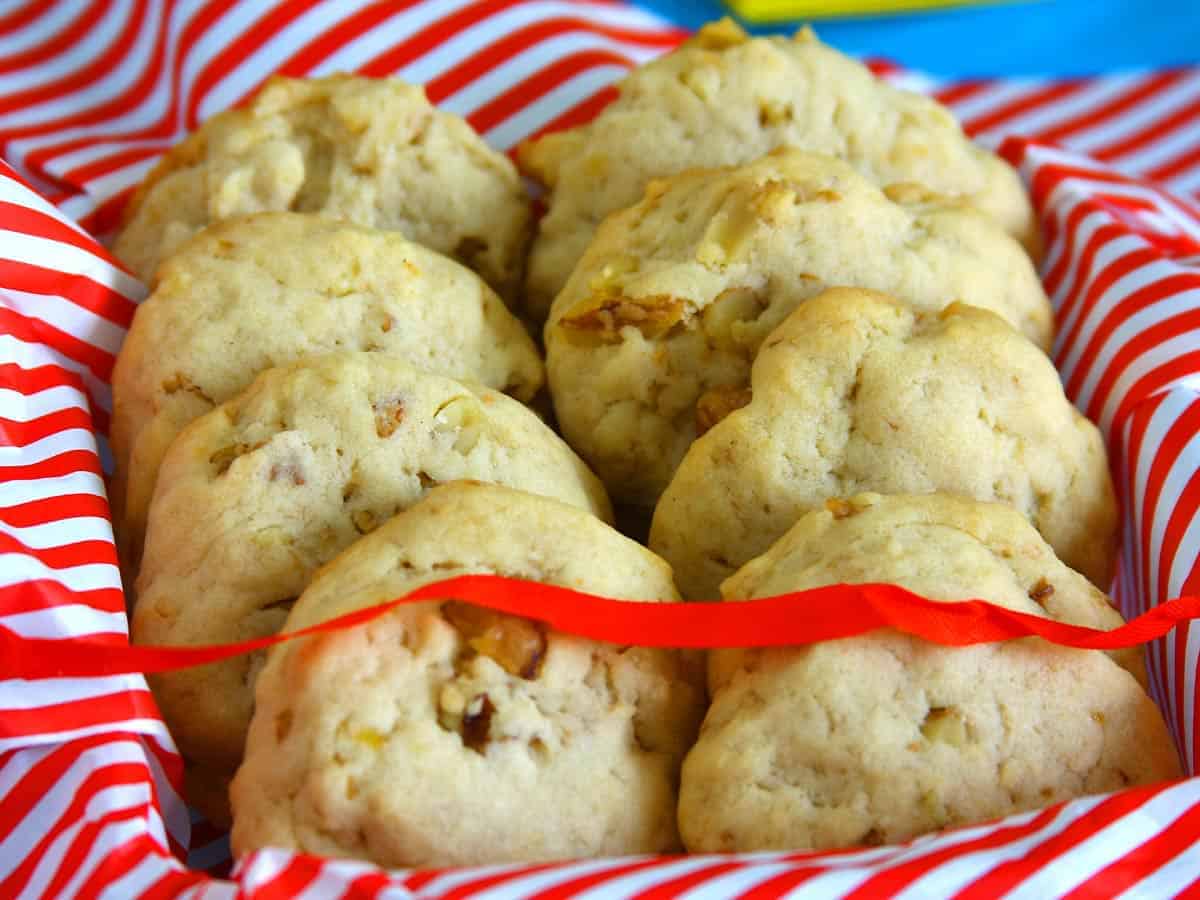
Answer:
[720,491,1136,685]
[677,492,1175,855]
[544,150,1051,508]
[520,19,1037,317]
[231,483,703,868]
[649,288,1115,599]
[116,75,530,297]
[110,212,544,576]
[132,352,610,773]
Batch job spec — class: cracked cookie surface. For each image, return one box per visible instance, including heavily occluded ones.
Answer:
[111,212,543,579]
[131,353,610,812]
[678,493,1178,853]
[520,18,1037,318]
[114,75,530,297]
[230,482,704,867]
[545,150,1051,508]
[649,288,1114,599]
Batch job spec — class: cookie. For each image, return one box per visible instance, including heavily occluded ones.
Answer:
[520,18,1036,318]
[110,212,543,579]
[678,493,1178,854]
[230,482,704,867]
[649,289,1116,599]
[545,150,1051,507]
[114,75,529,297]
[131,352,611,794]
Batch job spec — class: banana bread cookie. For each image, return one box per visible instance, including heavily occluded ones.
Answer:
[231,482,704,867]
[649,289,1114,598]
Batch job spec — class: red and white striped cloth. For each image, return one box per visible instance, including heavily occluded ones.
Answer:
[1,2,1199,897]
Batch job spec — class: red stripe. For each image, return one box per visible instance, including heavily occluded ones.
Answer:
[74,834,195,900]
[1,11,166,152]
[737,866,827,899]
[184,0,327,129]
[1119,392,1165,619]
[1056,236,1155,380]
[271,0,421,79]
[0,360,87,395]
[955,783,1176,899]
[1055,791,1200,898]
[139,866,211,900]
[1138,400,1200,751]
[1151,143,1200,185]
[0,529,115,572]
[633,861,744,899]
[933,79,990,107]
[0,0,106,75]
[959,79,1089,138]
[55,145,165,196]
[0,305,117,384]
[0,449,103,481]
[0,690,161,741]
[1065,275,1200,420]
[0,0,46,37]
[0,406,95,447]
[246,853,327,900]
[1096,94,1200,164]
[440,862,563,900]
[72,830,157,900]
[843,804,1065,898]
[468,49,634,135]
[1108,351,1200,438]
[41,804,153,900]
[0,580,124,617]
[0,199,128,272]
[1030,159,1146,213]
[515,84,618,147]
[0,735,116,840]
[14,0,231,170]
[343,868,395,898]
[526,858,675,900]
[0,761,156,898]
[359,0,524,78]
[0,494,111,529]
[1038,71,1189,145]
[354,0,657,84]
[76,188,132,239]
[425,15,680,103]
[0,255,138,329]
[14,6,175,181]
[0,0,149,117]
[1042,189,1103,301]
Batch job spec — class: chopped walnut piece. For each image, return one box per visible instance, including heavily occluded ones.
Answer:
[883,182,947,205]
[695,385,752,435]
[160,371,215,404]
[372,397,406,438]
[461,693,495,754]
[824,498,857,519]
[560,294,686,341]
[442,601,547,679]
[351,509,377,534]
[1028,578,1056,606]
[209,440,266,475]
[268,461,305,485]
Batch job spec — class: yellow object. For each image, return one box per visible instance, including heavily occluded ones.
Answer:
[727,0,996,21]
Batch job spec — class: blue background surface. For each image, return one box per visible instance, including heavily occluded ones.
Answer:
[637,1,1200,77]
